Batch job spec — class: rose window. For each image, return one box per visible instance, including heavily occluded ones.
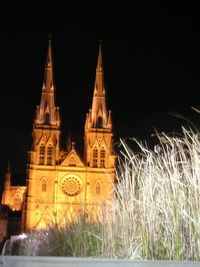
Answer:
[61,176,82,196]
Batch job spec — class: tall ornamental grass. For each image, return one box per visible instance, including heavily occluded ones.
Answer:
[107,127,200,260]
[12,215,102,257]
[15,127,200,260]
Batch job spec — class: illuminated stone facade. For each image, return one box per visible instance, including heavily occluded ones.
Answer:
[2,39,116,231]
[1,165,26,212]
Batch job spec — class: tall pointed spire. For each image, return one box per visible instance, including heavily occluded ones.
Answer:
[34,36,60,128]
[94,41,105,96]
[43,35,53,92]
[90,42,109,128]
[96,40,103,72]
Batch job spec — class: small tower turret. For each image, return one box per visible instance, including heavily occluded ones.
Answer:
[1,161,11,205]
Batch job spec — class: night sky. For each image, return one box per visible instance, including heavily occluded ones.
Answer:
[0,4,200,182]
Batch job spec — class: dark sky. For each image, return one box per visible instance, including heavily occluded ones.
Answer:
[0,4,200,181]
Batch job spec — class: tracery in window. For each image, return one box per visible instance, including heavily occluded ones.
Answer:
[100,159,105,168]
[47,145,52,165]
[93,147,98,167]
[61,175,82,196]
[100,148,105,158]
[39,144,45,164]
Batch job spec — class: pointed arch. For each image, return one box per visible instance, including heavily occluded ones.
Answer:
[39,144,45,164]
[93,147,98,157]
[100,147,106,157]
[47,144,53,165]
[44,112,50,124]
[93,147,98,167]
[97,116,103,128]
[41,177,47,192]
[100,147,106,167]
[95,180,101,195]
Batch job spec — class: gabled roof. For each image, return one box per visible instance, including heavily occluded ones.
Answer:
[60,147,84,167]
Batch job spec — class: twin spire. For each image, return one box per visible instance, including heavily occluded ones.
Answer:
[34,38,111,130]
[34,37,60,128]
[89,42,112,129]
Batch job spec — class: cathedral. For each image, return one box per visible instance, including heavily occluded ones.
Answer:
[1,39,116,233]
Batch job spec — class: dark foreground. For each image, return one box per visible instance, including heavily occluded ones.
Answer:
[0,256,200,267]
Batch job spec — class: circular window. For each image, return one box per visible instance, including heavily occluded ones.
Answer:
[61,176,82,196]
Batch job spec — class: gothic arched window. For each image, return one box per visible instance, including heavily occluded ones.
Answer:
[93,148,98,158]
[100,148,105,158]
[96,181,101,195]
[97,116,103,128]
[41,178,47,192]
[100,159,105,168]
[47,145,53,165]
[39,144,45,164]
[44,113,50,125]
[93,147,98,167]
[100,147,105,167]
